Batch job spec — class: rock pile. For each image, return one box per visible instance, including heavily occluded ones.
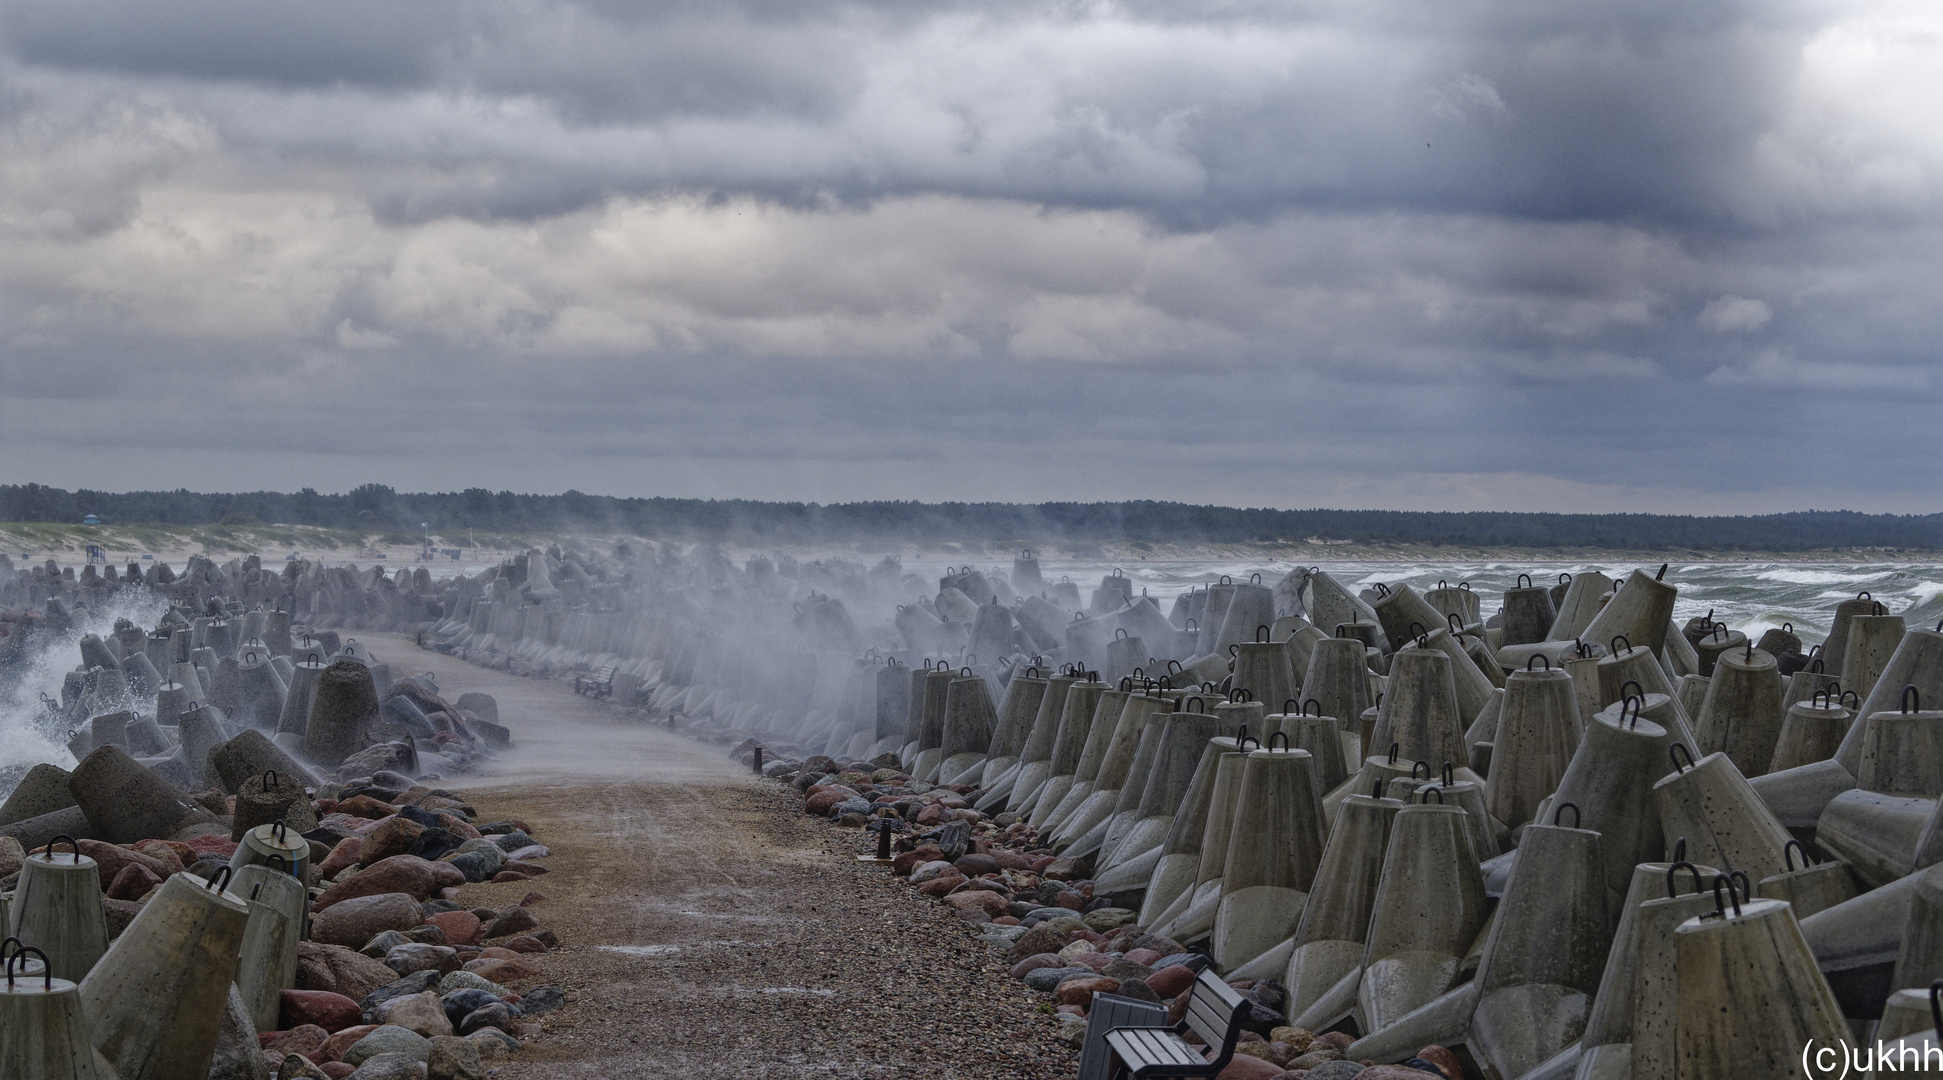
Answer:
[0,570,566,1080]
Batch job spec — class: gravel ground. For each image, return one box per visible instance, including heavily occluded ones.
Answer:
[370,634,1081,1079]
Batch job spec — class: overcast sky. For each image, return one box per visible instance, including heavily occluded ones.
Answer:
[0,0,1938,513]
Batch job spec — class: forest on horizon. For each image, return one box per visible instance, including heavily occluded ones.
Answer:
[2,483,1939,551]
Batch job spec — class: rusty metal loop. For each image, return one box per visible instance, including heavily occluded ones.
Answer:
[1708,873,1743,919]
[1612,634,1631,655]
[6,945,51,992]
[1670,742,1695,772]
[1269,731,1290,751]
[1785,839,1813,872]
[1412,759,1431,780]
[1905,685,1922,714]
[1528,654,1551,671]
[1666,860,1704,898]
[1553,801,1581,828]
[1303,698,1322,716]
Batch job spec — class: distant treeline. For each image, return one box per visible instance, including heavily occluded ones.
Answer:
[3,483,1940,551]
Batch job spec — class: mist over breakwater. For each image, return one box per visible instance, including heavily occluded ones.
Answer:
[5,554,1942,791]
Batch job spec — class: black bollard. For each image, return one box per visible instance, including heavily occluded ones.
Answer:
[752,746,763,775]
[876,823,893,860]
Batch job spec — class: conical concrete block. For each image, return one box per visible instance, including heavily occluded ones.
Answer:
[1137,735,1230,924]
[1152,742,1251,942]
[1769,693,1852,775]
[1842,613,1906,701]
[1414,775,1503,860]
[233,647,288,731]
[1673,890,1846,1077]
[1282,702,1350,794]
[1103,629,1146,684]
[1612,862,1730,1080]
[1817,788,1937,889]
[1654,747,1794,882]
[1689,644,1784,778]
[1345,980,1481,1067]
[1098,713,1221,887]
[1471,816,1610,1080]
[937,669,998,781]
[1822,593,1885,679]
[302,659,380,769]
[1575,860,1718,1080]
[1874,986,1940,1043]
[231,862,306,1032]
[1286,792,1401,1019]
[211,729,318,794]
[1487,663,1583,830]
[1212,581,1276,660]
[68,745,215,845]
[1047,689,1159,842]
[907,664,955,780]
[1858,687,1943,798]
[1303,636,1373,745]
[1837,627,1943,776]
[1580,569,1678,660]
[896,664,930,765]
[0,764,77,827]
[1754,840,1857,922]
[1414,624,1496,728]
[1213,747,1326,970]
[1310,572,1382,646]
[79,868,250,1080]
[1024,679,1106,829]
[1368,646,1465,768]
[1372,583,1450,654]
[1662,617,1703,679]
[1426,579,1483,628]
[1502,576,1559,648]
[1088,705,1178,861]
[0,947,111,1080]
[1749,757,1858,831]
[1230,637,1297,716]
[1596,643,1699,748]
[1691,623,1747,678]
[1001,671,1081,812]
[1548,571,1615,643]
[969,601,1014,665]
[1213,697,1267,747]
[874,659,913,744]
[1275,613,1331,677]
[973,669,1049,796]
[273,653,325,739]
[1358,802,1489,1032]
[9,839,109,983]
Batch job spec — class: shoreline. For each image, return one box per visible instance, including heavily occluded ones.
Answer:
[5,520,1941,570]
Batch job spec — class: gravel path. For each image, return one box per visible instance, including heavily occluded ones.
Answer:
[370,634,1081,1079]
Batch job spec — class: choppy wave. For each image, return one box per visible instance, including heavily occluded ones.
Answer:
[923,557,1943,646]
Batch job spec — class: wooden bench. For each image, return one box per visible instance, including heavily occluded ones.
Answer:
[1099,967,1249,1079]
[574,666,616,698]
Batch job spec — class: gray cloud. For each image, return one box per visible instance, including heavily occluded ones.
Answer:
[0,0,1939,514]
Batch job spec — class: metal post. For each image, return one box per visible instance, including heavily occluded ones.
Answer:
[752,746,763,774]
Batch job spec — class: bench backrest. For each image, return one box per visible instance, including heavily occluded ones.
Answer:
[1182,967,1248,1052]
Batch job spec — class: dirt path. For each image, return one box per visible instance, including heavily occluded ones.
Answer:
[368,634,1079,1079]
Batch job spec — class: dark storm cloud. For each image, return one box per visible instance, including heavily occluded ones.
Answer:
[0,0,1938,512]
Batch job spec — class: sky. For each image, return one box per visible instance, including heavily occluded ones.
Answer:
[0,0,1939,514]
